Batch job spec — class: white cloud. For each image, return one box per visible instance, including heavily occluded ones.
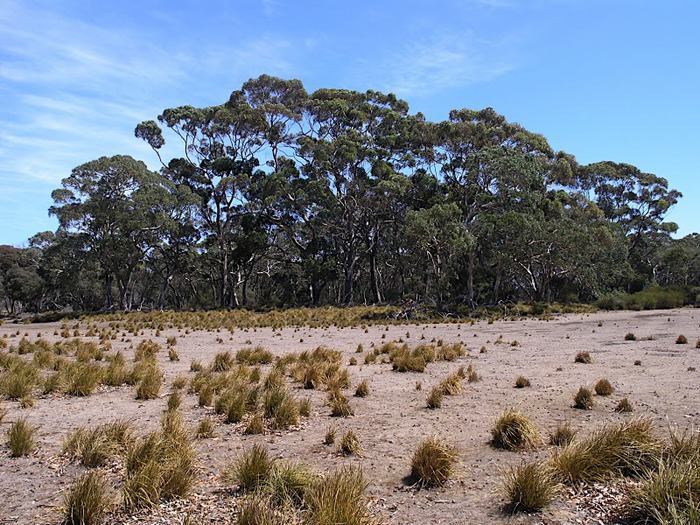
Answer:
[364,32,516,97]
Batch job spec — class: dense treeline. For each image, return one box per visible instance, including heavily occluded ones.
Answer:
[2,75,699,315]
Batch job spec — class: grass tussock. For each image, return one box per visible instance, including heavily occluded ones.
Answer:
[615,398,634,413]
[491,410,543,450]
[122,411,196,509]
[426,386,443,409]
[502,460,559,513]
[354,379,370,398]
[227,443,274,492]
[236,346,274,365]
[439,372,463,396]
[63,420,133,468]
[306,465,373,525]
[328,389,353,417]
[550,417,663,485]
[594,378,614,396]
[61,470,112,525]
[7,418,37,457]
[195,417,216,439]
[515,375,531,388]
[574,351,592,364]
[244,413,265,435]
[573,386,594,410]
[549,421,577,447]
[340,429,362,456]
[409,436,460,487]
[675,334,688,344]
[135,362,163,400]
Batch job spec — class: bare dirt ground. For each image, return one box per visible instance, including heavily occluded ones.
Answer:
[0,308,698,525]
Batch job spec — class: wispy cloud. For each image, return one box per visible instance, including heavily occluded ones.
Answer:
[362,32,516,97]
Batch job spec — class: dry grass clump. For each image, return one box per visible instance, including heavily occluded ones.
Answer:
[328,389,353,417]
[263,387,300,429]
[264,461,317,508]
[574,351,592,364]
[466,363,480,383]
[549,421,577,447]
[340,429,362,455]
[61,470,112,525]
[426,386,443,409]
[491,410,543,450]
[122,411,196,508]
[573,386,594,409]
[389,344,427,373]
[236,494,287,525]
[515,376,531,388]
[227,443,274,492]
[625,332,637,341]
[354,379,369,398]
[63,420,133,468]
[7,418,37,457]
[103,352,129,386]
[168,348,179,362]
[615,397,633,413]
[675,334,688,344]
[1,360,40,400]
[134,340,161,362]
[64,362,104,397]
[211,351,235,372]
[135,362,163,400]
[594,378,614,396]
[195,417,216,438]
[550,417,663,485]
[502,461,559,513]
[244,413,265,435]
[306,465,373,525]
[409,436,460,487]
[324,426,336,445]
[236,346,274,365]
[439,372,463,395]
[696,338,700,349]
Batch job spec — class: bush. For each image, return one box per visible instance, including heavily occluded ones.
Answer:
[61,470,111,525]
[491,410,543,450]
[502,461,558,513]
[409,436,460,487]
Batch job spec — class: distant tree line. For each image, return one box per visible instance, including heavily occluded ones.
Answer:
[2,75,699,315]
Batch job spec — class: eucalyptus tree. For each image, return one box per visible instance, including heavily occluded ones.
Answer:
[49,155,171,309]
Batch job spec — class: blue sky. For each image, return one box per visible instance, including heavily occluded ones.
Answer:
[1,0,698,246]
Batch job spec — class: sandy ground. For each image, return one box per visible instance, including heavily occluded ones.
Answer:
[0,308,698,525]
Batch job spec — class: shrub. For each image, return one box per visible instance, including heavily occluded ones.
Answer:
[515,376,531,388]
[354,379,369,398]
[502,461,558,513]
[550,417,662,484]
[573,387,594,410]
[61,470,111,525]
[549,421,577,447]
[676,334,688,344]
[228,444,274,492]
[409,436,460,487]
[426,387,443,409]
[594,378,614,396]
[491,410,543,450]
[340,430,362,456]
[7,418,36,457]
[306,466,372,525]
[574,351,592,364]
